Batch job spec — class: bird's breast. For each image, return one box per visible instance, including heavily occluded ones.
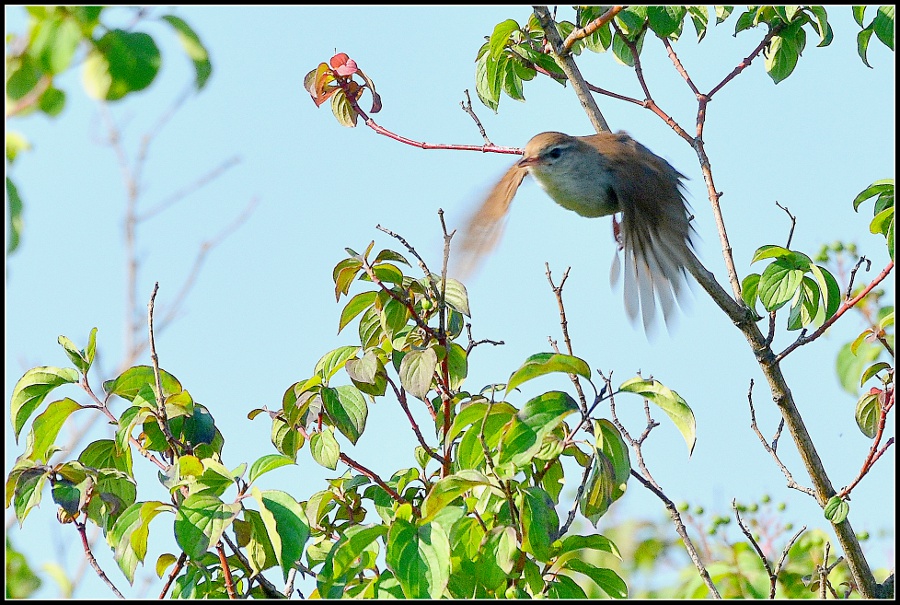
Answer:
[528,165,619,218]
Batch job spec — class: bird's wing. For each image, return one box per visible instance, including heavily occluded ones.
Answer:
[453,163,527,280]
[607,135,696,333]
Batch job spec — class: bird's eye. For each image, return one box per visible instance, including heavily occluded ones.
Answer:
[547,147,563,160]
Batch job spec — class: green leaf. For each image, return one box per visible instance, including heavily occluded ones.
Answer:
[333,257,363,300]
[857,25,875,68]
[338,291,377,333]
[248,454,295,484]
[345,350,387,396]
[420,470,494,524]
[764,27,801,84]
[386,509,451,598]
[809,264,841,321]
[619,377,696,455]
[498,391,579,467]
[687,5,709,41]
[252,488,309,580]
[852,179,894,211]
[647,5,686,38]
[823,495,849,523]
[315,345,360,382]
[489,19,520,60]
[310,427,340,470]
[103,365,182,402]
[173,494,241,559]
[80,438,132,475]
[558,559,628,598]
[594,419,630,502]
[854,392,881,438]
[6,176,23,253]
[22,398,82,463]
[741,272,762,316]
[82,30,161,101]
[757,260,804,311]
[12,467,48,525]
[836,340,882,395]
[321,385,368,444]
[29,14,82,75]
[715,6,735,24]
[506,352,591,394]
[109,501,172,583]
[873,6,894,50]
[10,366,80,441]
[806,6,834,47]
[518,487,558,562]
[474,47,500,112]
[852,6,867,27]
[580,447,616,524]
[447,343,468,391]
[399,347,438,400]
[318,524,387,598]
[160,15,212,90]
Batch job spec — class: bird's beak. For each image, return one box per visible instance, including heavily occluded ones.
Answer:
[516,155,541,168]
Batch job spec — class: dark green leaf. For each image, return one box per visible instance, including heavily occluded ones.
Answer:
[647,5,686,38]
[386,507,451,598]
[518,486,558,562]
[321,385,367,444]
[174,494,241,559]
[873,6,894,50]
[253,488,309,580]
[103,365,182,402]
[82,30,161,101]
[160,15,212,90]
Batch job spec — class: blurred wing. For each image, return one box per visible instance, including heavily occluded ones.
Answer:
[608,136,696,333]
[453,163,526,280]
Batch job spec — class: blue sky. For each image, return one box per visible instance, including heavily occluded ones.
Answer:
[5,6,894,598]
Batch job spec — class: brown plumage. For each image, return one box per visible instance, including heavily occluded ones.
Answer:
[456,131,696,332]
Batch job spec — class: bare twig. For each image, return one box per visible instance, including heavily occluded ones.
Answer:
[733,498,777,597]
[460,89,493,146]
[76,520,125,599]
[746,380,815,496]
[846,256,872,298]
[775,201,797,249]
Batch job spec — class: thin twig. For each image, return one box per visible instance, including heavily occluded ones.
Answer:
[76,520,125,599]
[459,89,493,146]
[733,498,776,597]
[775,201,797,249]
[746,380,815,496]
[846,256,871,298]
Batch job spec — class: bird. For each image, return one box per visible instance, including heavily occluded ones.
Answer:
[455,130,697,332]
